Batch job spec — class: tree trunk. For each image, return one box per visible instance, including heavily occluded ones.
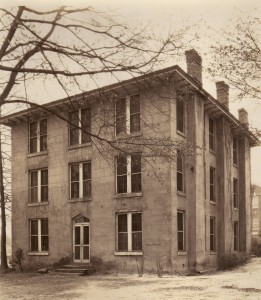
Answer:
[0,131,8,270]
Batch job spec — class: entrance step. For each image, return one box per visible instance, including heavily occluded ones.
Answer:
[55,263,95,275]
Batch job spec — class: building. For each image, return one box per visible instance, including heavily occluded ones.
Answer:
[252,185,261,240]
[0,49,259,272]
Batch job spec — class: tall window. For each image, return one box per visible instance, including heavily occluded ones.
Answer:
[70,161,91,199]
[210,167,215,202]
[30,219,48,252]
[176,98,184,133]
[116,154,141,194]
[116,95,140,135]
[177,211,185,251]
[177,150,185,192]
[209,117,215,151]
[29,169,48,203]
[116,212,142,252]
[233,178,238,208]
[69,108,91,146]
[210,217,216,251]
[233,221,239,251]
[233,137,238,165]
[29,119,47,153]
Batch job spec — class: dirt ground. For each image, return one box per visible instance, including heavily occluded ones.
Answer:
[0,258,261,300]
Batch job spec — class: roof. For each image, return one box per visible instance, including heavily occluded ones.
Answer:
[0,64,259,147]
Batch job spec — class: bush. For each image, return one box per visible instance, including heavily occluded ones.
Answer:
[52,256,72,268]
[252,239,261,257]
[10,248,25,272]
[218,253,250,270]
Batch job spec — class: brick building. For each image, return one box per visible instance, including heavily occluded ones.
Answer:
[1,49,259,272]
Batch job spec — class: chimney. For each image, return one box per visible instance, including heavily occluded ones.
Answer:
[185,49,202,85]
[238,108,249,127]
[216,81,229,109]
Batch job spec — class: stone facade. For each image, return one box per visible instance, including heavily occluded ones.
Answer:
[2,50,258,272]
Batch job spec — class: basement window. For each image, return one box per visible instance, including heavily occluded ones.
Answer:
[29,119,47,154]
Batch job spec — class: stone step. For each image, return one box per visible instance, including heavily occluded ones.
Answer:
[61,264,92,269]
[55,268,87,274]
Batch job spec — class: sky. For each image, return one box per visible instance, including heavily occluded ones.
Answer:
[1,0,261,185]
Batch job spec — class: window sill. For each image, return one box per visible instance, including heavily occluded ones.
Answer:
[28,151,48,158]
[178,251,187,256]
[68,143,92,150]
[233,207,239,211]
[28,252,49,256]
[115,131,142,140]
[114,251,143,256]
[68,197,92,203]
[177,191,186,197]
[115,192,142,199]
[233,163,238,169]
[177,130,186,138]
[28,202,48,207]
[210,201,216,205]
[209,149,216,155]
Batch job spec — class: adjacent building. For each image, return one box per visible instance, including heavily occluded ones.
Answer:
[1,49,259,272]
[252,185,261,240]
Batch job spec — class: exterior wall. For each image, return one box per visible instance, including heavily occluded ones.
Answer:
[10,81,253,272]
[252,187,261,240]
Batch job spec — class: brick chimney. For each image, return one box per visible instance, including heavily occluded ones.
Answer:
[238,108,249,127]
[216,81,229,109]
[185,49,202,85]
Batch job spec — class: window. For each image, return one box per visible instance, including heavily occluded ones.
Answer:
[210,217,216,251]
[116,154,141,194]
[70,161,91,199]
[176,98,185,133]
[116,95,140,135]
[233,137,238,165]
[116,212,142,252]
[233,221,239,251]
[177,211,185,251]
[29,119,47,153]
[210,167,215,202]
[209,118,215,151]
[233,178,238,208]
[177,150,185,193]
[29,169,48,203]
[69,108,91,146]
[30,219,48,252]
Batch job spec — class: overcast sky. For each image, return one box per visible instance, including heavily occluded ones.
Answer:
[2,0,261,185]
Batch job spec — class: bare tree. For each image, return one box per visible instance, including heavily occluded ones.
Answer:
[0,6,196,269]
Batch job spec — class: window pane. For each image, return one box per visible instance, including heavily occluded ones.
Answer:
[210,168,214,183]
[210,218,214,234]
[83,162,91,180]
[131,155,141,173]
[70,111,79,126]
[40,136,47,151]
[116,98,126,117]
[117,175,127,193]
[75,227,80,245]
[209,135,214,150]
[209,118,214,133]
[40,119,47,135]
[41,236,49,251]
[41,186,48,202]
[31,236,38,251]
[70,128,79,145]
[177,173,183,192]
[118,233,128,251]
[177,100,184,132]
[83,246,90,260]
[132,232,142,251]
[41,170,48,185]
[130,95,140,114]
[117,156,127,175]
[30,122,37,137]
[177,154,183,173]
[210,236,214,251]
[130,114,140,133]
[210,185,214,201]
[30,138,37,153]
[31,220,38,235]
[31,171,38,187]
[31,187,38,203]
[116,98,126,135]
[131,173,141,192]
[83,180,91,197]
[71,165,79,181]
[82,132,91,144]
[132,213,142,231]
[118,214,127,232]
[83,226,89,245]
[177,212,184,231]
[178,232,184,251]
[41,219,48,235]
[75,246,80,259]
[71,182,79,198]
[81,108,91,144]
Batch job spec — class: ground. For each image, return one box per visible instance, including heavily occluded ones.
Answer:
[0,258,261,300]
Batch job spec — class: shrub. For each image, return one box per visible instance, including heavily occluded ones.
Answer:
[10,248,25,272]
[218,253,250,270]
[52,256,72,268]
[252,239,261,257]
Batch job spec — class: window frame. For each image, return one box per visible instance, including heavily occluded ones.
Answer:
[177,210,186,252]
[116,212,142,253]
[115,94,140,136]
[177,150,185,193]
[29,168,48,204]
[176,98,185,135]
[233,178,239,208]
[69,161,92,199]
[69,107,91,146]
[209,117,215,152]
[209,167,215,202]
[29,119,47,154]
[116,154,142,194]
[233,221,239,251]
[210,216,216,252]
[29,218,49,253]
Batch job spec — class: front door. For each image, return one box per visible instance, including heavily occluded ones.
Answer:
[73,223,90,263]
